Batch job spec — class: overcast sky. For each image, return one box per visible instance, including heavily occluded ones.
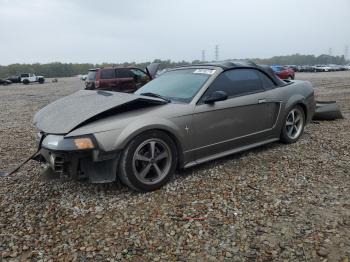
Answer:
[0,0,349,65]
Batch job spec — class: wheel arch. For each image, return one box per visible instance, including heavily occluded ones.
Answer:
[295,102,308,120]
[285,95,308,119]
[115,122,185,169]
[279,95,309,135]
[152,128,184,169]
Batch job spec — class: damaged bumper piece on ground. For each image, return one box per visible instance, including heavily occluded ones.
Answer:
[313,101,344,120]
[36,134,120,183]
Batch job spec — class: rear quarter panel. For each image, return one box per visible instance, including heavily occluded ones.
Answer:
[271,80,315,137]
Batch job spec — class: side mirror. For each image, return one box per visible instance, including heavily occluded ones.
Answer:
[203,91,228,104]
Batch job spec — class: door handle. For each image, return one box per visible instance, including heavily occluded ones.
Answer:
[258,99,267,104]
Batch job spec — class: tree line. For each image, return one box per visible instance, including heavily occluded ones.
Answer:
[253,54,347,66]
[0,54,348,78]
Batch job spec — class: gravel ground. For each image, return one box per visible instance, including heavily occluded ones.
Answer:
[0,72,349,261]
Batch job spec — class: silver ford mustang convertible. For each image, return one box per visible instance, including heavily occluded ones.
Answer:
[34,61,315,191]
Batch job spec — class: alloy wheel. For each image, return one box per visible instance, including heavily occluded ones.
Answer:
[132,138,172,185]
[285,108,304,140]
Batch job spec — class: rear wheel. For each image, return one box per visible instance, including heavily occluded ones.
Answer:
[280,105,305,144]
[38,78,45,84]
[119,131,177,192]
[23,79,29,85]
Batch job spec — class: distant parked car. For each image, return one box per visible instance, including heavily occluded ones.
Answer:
[298,65,315,72]
[313,65,331,72]
[79,74,87,81]
[20,73,45,84]
[85,63,159,92]
[328,64,347,71]
[0,78,12,85]
[285,65,299,72]
[5,75,21,83]
[271,65,295,80]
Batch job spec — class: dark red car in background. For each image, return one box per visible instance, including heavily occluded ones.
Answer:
[85,63,159,92]
[271,65,295,80]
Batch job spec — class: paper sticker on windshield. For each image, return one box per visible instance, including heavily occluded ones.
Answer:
[193,69,216,75]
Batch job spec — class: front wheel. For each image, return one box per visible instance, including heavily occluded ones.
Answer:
[280,105,305,144]
[119,131,177,192]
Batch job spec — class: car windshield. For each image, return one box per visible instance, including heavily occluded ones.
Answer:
[135,68,213,103]
[87,70,96,81]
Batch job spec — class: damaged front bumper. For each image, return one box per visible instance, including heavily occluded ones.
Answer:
[36,134,120,183]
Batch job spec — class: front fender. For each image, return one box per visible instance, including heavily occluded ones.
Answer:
[114,117,184,150]
[92,117,184,153]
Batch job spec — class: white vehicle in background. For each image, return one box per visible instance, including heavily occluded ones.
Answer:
[328,64,344,71]
[313,65,332,72]
[20,73,45,85]
[79,74,88,81]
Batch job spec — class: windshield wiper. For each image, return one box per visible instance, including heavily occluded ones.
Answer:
[139,92,171,103]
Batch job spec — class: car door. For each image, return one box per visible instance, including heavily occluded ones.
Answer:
[29,73,36,82]
[116,68,136,93]
[145,63,160,79]
[99,69,116,90]
[130,68,151,90]
[192,69,278,160]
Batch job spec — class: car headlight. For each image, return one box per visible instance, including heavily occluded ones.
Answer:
[74,138,94,149]
[41,135,96,151]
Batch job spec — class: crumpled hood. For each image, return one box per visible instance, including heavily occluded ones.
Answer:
[34,90,165,134]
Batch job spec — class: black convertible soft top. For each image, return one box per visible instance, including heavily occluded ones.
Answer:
[190,60,287,87]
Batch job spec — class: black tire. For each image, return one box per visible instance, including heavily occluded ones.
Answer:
[280,105,305,144]
[38,78,45,84]
[23,79,29,85]
[119,130,177,192]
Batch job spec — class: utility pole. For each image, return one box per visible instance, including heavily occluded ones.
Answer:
[345,45,349,62]
[201,50,206,62]
[328,47,332,64]
[215,45,219,61]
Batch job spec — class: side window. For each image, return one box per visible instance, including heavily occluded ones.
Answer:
[258,71,276,90]
[203,69,264,99]
[100,69,115,79]
[116,68,132,78]
[130,69,150,82]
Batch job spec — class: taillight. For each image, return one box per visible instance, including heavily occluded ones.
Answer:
[95,81,100,88]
